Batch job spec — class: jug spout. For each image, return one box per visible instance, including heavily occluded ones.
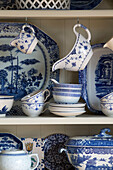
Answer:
[103,37,113,51]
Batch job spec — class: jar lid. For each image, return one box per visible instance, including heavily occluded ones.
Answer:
[65,128,113,147]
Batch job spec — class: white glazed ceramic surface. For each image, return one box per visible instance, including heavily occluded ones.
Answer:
[0,96,14,117]
[53,92,81,104]
[21,138,44,170]
[104,37,113,51]
[49,102,86,107]
[0,150,39,170]
[52,24,93,72]
[100,92,113,103]
[101,103,113,117]
[10,24,38,54]
[49,105,85,112]
[50,110,86,117]
[53,87,81,93]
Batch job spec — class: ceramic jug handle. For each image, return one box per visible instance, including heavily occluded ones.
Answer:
[43,89,50,102]
[29,153,39,170]
[73,24,91,42]
[22,24,35,34]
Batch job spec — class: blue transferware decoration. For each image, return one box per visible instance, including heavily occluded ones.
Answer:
[0,133,23,151]
[79,43,113,113]
[0,95,14,117]
[0,23,59,116]
[101,102,113,117]
[52,24,93,72]
[62,128,113,170]
[44,133,74,170]
[0,0,16,10]
[21,138,44,170]
[10,24,38,54]
[100,92,113,103]
[70,0,103,10]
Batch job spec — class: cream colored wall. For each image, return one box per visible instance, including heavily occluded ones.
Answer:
[0,0,112,139]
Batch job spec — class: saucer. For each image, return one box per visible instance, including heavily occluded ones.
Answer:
[49,105,85,112]
[49,102,86,108]
[51,110,86,117]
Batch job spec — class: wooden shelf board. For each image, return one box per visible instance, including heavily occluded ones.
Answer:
[0,10,112,18]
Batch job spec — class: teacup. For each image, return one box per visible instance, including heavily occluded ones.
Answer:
[0,150,39,170]
[10,24,38,54]
[21,89,50,117]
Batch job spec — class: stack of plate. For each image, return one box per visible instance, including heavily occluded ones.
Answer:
[49,102,86,117]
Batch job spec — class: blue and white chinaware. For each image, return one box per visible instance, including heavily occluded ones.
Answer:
[10,24,38,54]
[0,22,59,116]
[0,133,23,151]
[101,102,113,117]
[100,92,113,103]
[79,43,113,113]
[62,128,113,170]
[52,24,93,72]
[44,133,74,170]
[70,0,103,10]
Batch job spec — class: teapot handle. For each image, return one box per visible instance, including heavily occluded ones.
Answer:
[73,24,91,42]
[29,153,39,170]
[22,24,35,34]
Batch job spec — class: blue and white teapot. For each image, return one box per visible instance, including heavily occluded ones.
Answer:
[10,24,38,54]
[52,24,93,72]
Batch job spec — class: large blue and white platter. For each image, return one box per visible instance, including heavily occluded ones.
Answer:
[79,43,113,113]
[70,0,103,10]
[0,133,23,151]
[0,23,59,116]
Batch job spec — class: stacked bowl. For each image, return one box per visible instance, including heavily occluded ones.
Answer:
[100,92,113,117]
[49,79,86,117]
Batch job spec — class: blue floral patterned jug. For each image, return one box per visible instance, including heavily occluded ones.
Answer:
[52,24,93,72]
[10,24,38,54]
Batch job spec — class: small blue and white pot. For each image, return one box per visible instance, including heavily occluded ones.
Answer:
[101,102,113,117]
[0,150,39,170]
[61,128,113,169]
[100,92,113,103]
[0,95,14,117]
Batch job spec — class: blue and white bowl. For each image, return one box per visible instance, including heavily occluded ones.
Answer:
[53,83,82,89]
[53,87,81,93]
[0,95,14,117]
[61,128,113,169]
[100,92,113,103]
[101,102,113,117]
[52,91,81,104]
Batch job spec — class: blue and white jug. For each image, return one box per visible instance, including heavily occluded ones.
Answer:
[10,24,38,54]
[52,24,93,72]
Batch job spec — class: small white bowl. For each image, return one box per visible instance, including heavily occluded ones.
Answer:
[101,102,113,117]
[0,95,14,117]
[53,92,81,104]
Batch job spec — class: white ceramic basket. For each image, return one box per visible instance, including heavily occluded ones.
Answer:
[16,0,70,9]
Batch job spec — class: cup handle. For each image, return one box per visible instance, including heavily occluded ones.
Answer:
[73,24,91,42]
[29,153,39,170]
[43,89,50,102]
[22,24,35,34]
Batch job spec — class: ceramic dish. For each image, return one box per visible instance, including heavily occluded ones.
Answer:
[21,138,44,170]
[79,43,113,113]
[49,102,86,107]
[49,105,85,112]
[0,23,59,116]
[44,133,74,170]
[50,110,86,117]
[0,133,23,152]
[70,0,103,10]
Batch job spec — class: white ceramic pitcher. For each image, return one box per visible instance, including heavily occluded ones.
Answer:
[52,24,93,72]
[0,150,39,170]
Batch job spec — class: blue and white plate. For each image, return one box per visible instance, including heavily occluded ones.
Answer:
[70,0,103,10]
[0,23,59,116]
[0,133,23,152]
[44,133,74,170]
[79,43,113,113]
[21,138,44,170]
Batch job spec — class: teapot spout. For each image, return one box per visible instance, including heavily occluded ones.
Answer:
[10,39,18,47]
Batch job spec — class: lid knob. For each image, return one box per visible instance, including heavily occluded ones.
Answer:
[95,128,112,138]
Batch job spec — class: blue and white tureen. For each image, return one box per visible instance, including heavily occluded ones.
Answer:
[62,128,113,170]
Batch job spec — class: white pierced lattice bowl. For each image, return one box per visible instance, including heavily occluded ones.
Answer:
[16,0,70,9]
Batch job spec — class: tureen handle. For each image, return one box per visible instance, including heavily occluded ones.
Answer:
[95,128,112,137]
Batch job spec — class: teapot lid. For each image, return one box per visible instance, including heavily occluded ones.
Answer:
[65,128,113,147]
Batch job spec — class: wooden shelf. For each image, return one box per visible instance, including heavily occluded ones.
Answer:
[0,114,113,125]
[0,10,112,19]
